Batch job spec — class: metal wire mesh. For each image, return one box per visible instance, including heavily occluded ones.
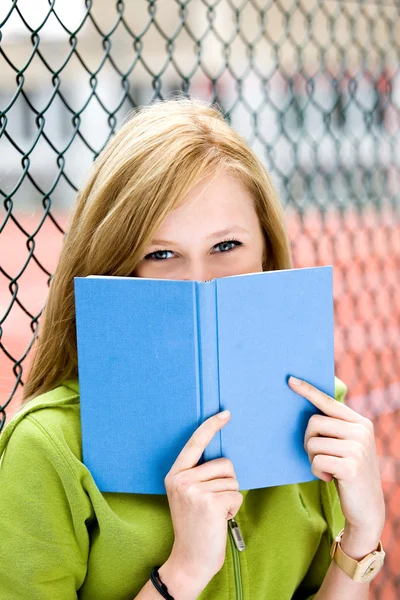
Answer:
[0,0,399,597]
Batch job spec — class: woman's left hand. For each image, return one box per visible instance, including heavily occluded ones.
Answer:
[288,376,386,541]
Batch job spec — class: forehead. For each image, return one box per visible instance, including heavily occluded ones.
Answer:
[154,172,257,236]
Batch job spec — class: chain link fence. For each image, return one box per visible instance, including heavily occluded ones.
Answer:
[0,0,399,597]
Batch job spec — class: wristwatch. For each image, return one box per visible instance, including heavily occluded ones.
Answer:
[330,528,385,583]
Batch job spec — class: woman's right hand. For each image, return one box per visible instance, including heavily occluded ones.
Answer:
[163,409,243,591]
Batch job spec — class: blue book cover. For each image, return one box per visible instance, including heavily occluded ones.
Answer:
[74,266,334,495]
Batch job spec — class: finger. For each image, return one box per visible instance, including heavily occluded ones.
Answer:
[201,477,240,494]
[191,457,236,482]
[306,437,364,464]
[304,414,354,449]
[214,491,244,520]
[304,415,369,449]
[288,376,360,423]
[311,454,358,482]
[168,411,231,476]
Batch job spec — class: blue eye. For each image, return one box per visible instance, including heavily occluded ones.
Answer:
[144,239,242,261]
[145,249,174,261]
[214,239,242,253]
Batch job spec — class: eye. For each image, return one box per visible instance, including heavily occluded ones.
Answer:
[213,238,243,253]
[143,238,243,261]
[144,249,174,261]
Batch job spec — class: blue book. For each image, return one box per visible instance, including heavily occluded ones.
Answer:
[74,266,334,495]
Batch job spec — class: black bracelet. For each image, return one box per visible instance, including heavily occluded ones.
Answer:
[150,566,175,600]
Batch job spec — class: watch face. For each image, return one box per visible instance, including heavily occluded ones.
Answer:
[360,557,384,583]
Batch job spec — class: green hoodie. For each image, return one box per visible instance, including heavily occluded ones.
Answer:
[0,377,347,600]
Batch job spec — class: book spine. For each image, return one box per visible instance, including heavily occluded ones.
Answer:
[196,280,222,464]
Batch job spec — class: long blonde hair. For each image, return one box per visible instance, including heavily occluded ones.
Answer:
[22,97,292,403]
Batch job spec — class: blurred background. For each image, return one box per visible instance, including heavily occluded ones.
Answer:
[0,0,399,596]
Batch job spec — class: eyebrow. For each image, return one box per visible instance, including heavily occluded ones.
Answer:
[150,226,250,247]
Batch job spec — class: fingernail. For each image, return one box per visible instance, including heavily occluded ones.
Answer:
[217,410,230,420]
[289,376,302,386]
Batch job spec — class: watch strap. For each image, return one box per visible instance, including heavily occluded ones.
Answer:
[330,529,384,581]
[331,531,359,578]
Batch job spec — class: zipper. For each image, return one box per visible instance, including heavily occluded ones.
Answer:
[228,518,245,600]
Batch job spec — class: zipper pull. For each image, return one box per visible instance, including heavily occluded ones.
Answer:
[228,518,246,552]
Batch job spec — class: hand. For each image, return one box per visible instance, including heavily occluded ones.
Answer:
[288,376,385,543]
[163,409,243,594]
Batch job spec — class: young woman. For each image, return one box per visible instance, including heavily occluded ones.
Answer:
[0,98,385,599]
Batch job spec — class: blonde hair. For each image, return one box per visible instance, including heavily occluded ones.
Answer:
[22,97,292,403]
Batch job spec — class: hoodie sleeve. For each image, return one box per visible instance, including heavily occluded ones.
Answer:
[292,377,348,600]
[0,414,89,599]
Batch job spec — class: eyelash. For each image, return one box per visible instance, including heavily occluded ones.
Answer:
[144,238,243,261]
